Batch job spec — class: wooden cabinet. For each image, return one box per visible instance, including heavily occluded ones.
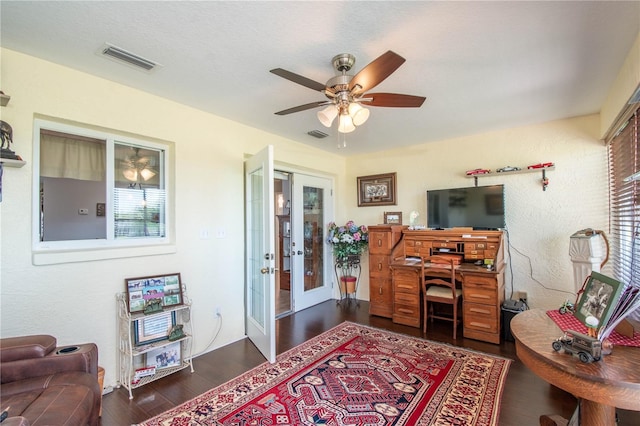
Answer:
[277,215,291,290]
[388,229,506,344]
[391,266,421,326]
[368,225,405,318]
[461,272,504,344]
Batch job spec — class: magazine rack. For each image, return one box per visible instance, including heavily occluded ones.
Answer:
[116,285,194,399]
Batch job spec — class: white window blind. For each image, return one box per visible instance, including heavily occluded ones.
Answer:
[607,104,640,323]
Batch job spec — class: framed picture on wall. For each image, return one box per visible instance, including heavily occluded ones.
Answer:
[357,172,397,207]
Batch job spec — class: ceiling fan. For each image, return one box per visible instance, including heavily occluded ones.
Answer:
[121,147,157,184]
[270,50,426,136]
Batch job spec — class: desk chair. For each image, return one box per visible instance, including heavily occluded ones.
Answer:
[421,256,462,339]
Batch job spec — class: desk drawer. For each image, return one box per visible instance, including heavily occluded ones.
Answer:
[464,274,497,289]
[463,303,499,333]
[394,291,419,307]
[463,286,498,305]
[369,231,392,254]
[369,254,391,277]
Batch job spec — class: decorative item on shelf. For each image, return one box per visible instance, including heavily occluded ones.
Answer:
[1,120,21,160]
[383,211,402,224]
[143,298,163,315]
[0,91,10,107]
[168,324,185,341]
[326,221,368,304]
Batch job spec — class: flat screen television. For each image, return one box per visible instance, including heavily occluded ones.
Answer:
[427,184,505,230]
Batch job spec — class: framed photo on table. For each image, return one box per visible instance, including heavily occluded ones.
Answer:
[125,273,183,313]
[574,271,624,330]
[133,310,176,346]
[146,341,181,370]
[384,211,402,224]
[357,172,397,207]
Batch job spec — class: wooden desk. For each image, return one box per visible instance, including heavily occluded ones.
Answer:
[390,258,504,343]
[511,309,640,426]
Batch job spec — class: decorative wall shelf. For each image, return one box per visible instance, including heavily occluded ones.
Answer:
[0,92,10,107]
[465,165,555,191]
[1,158,26,168]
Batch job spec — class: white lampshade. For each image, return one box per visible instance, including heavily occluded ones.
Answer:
[338,114,355,133]
[317,104,338,127]
[123,168,138,182]
[348,103,370,126]
[140,168,156,181]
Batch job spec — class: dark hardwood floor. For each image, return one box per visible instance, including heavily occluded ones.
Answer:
[101,300,640,425]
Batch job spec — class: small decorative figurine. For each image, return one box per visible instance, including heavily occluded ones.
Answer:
[0,120,20,160]
[143,298,163,314]
[168,324,185,341]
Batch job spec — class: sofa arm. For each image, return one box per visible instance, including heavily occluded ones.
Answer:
[0,335,57,363]
[1,338,98,384]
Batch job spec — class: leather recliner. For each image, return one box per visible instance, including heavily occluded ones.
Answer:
[0,335,100,426]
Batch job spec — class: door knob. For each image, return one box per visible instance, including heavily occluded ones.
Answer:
[260,267,269,274]
[297,250,303,255]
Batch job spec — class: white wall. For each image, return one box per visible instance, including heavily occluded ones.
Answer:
[0,49,346,389]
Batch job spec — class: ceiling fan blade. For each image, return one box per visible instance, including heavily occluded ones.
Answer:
[270,68,327,92]
[275,101,331,115]
[349,51,406,95]
[359,93,426,108]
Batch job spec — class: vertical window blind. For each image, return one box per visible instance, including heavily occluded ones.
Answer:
[607,104,640,322]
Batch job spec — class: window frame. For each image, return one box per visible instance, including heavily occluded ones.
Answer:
[32,118,175,265]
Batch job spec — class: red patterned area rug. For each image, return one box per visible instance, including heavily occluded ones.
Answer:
[139,322,511,426]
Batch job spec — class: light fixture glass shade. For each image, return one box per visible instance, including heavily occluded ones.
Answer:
[317,104,338,127]
[140,168,156,181]
[338,114,356,133]
[348,103,370,126]
[123,168,138,182]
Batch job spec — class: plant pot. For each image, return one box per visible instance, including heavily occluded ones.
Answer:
[340,276,357,294]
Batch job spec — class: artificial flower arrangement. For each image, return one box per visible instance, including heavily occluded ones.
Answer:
[326,220,369,260]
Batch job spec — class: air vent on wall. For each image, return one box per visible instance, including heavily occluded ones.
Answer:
[307,130,329,139]
[100,44,159,71]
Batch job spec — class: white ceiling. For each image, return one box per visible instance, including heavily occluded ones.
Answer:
[1,1,639,155]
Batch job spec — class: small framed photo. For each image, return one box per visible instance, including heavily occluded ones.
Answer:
[96,202,106,217]
[125,273,183,313]
[146,341,181,370]
[133,310,176,346]
[384,211,402,225]
[575,271,624,330]
[357,172,397,207]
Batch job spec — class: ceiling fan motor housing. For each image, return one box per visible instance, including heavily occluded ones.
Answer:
[332,53,355,73]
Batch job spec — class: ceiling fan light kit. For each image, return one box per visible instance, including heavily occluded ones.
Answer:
[271,50,425,146]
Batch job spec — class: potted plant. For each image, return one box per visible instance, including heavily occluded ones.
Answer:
[326,221,369,294]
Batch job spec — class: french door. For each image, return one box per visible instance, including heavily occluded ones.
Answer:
[244,146,276,363]
[291,174,334,311]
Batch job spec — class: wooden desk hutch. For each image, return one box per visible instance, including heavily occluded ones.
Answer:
[368,226,506,344]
